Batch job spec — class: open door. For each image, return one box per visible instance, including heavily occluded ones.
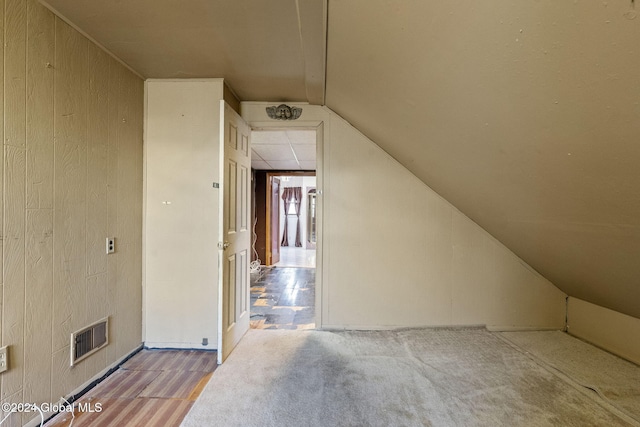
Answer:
[219,102,251,363]
[267,177,281,265]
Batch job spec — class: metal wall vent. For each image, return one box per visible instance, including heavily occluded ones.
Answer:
[70,317,109,366]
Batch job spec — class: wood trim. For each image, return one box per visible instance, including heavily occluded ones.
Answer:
[223,82,241,114]
[266,176,272,265]
[263,172,316,265]
[266,171,316,177]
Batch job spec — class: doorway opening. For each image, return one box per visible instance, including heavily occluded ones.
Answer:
[249,130,317,330]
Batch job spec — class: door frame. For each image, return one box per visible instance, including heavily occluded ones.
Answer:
[247,121,325,329]
[265,175,281,266]
[265,171,316,266]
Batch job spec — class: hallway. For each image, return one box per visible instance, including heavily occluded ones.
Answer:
[250,267,315,330]
[274,247,316,268]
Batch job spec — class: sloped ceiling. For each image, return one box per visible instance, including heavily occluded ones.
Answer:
[41,0,640,319]
[325,1,640,320]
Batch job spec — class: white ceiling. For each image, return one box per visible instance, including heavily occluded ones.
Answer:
[40,0,640,320]
[251,130,316,171]
[40,0,326,103]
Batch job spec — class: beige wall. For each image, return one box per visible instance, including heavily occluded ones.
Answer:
[0,1,144,425]
[242,102,567,330]
[568,298,640,365]
[144,80,223,349]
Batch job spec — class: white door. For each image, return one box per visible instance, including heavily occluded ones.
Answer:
[218,102,251,363]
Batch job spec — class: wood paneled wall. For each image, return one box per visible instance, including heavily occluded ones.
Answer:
[0,1,143,425]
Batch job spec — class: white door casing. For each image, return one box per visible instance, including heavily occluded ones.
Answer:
[218,102,251,363]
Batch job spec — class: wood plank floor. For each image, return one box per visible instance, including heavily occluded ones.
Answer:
[46,349,217,427]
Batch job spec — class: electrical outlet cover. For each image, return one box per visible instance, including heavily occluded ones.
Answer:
[106,237,115,254]
[0,345,8,373]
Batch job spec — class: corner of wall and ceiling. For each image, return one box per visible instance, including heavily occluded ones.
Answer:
[39,0,145,80]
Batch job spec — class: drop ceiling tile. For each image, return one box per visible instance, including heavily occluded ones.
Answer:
[285,130,316,144]
[251,131,290,145]
[251,160,271,170]
[298,161,317,170]
[252,145,295,161]
[268,160,301,170]
[292,144,316,161]
[251,149,264,161]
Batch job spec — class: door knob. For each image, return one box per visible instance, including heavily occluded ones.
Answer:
[222,241,230,250]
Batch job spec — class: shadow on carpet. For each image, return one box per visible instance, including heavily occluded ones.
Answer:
[182,328,638,427]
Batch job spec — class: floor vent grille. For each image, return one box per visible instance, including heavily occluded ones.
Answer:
[71,317,109,366]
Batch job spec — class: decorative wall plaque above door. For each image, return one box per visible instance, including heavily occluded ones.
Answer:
[266,104,302,120]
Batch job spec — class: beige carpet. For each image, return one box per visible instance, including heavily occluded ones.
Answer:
[182,328,639,427]
[501,330,640,422]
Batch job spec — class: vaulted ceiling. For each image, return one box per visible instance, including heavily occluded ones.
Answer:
[41,0,640,319]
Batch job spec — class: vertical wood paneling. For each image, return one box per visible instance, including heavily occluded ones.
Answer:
[24,209,53,404]
[0,0,5,290]
[85,273,108,378]
[50,345,85,407]
[84,45,110,376]
[4,0,26,150]
[1,0,143,410]
[23,1,55,408]
[115,65,131,358]
[105,60,121,365]
[116,69,143,355]
[86,44,109,277]
[0,390,25,427]
[25,0,54,209]
[2,147,25,400]
[52,19,88,356]
[129,74,144,349]
[2,0,26,402]
[129,71,143,351]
